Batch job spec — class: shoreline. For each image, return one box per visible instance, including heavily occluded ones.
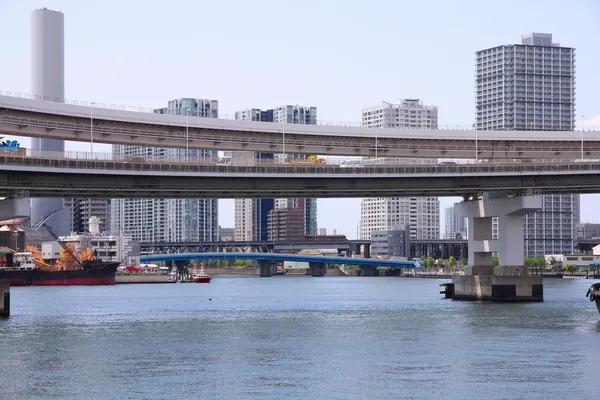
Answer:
[114,268,582,284]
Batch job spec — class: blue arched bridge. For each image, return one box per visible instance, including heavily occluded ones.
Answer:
[140,252,422,277]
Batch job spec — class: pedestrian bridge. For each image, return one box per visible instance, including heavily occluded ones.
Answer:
[140,252,421,277]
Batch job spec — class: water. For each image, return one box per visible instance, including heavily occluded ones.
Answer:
[1,276,599,400]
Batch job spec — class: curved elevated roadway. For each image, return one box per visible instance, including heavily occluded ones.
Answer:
[1,93,599,159]
[1,153,600,198]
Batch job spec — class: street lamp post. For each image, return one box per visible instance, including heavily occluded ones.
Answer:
[375,126,378,159]
[12,230,18,251]
[185,108,190,162]
[581,115,585,160]
[90,102,97,156]
[282,118,286,160]
[475,128,478,164]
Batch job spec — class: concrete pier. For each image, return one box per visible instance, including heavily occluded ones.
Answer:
[308,262,327,277]
[452,193,543,302]
[0,280,10,317]
[258,260,276,277]
[359,265,376,276]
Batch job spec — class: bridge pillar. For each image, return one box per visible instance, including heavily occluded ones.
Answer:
[453,193,543,302]
[308,262,327,277]
[359,265,376,276]
[0,280,9,317]
[363,244,371,259]
[258,260,274,277]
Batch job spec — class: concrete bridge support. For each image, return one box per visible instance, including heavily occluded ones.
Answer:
[453,193,543,302]
[0,198,30,222]
[359,265,376,276]
[258,260,276,277]
[308,262,327,277]
[0,280,9,317]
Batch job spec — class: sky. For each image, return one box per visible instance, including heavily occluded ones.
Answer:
[1,0,600,239]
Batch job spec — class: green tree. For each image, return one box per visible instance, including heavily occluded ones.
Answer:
[448,256,457,268]
[461,258,468,266]
[492,255,499,266]
[563,264,576,275]
[426,257,435,268]
[436,258,444,267]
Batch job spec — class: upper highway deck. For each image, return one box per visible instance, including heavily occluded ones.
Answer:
[1,92,599,159]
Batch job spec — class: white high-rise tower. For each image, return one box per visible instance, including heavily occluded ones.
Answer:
[359,99,440,241]
[29,8,69,235]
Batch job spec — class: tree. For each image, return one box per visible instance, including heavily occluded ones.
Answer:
[563,264,576,275]
[461,258,468,266]
[448,256,457,268]
[492,255,499,266]
[426,257,435,268]
[436,258,444,267]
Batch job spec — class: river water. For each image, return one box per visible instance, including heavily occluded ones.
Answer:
[0,276,599,400]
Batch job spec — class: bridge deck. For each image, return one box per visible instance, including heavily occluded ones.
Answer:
[140,252,420,268]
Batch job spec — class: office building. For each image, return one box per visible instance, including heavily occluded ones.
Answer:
[110,98,219,243]
[575,223,600,240]
[234,105,317,241]
[445,206,467,239]
[371,225,411,259]
[476,33,578,256]
[360,99,440,241]
[267,200,306,242]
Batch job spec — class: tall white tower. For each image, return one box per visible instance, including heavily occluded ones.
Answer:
[30,8,69,235]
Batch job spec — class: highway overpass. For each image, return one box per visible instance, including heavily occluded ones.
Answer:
[1,152,600,198]
[1,92,600,159]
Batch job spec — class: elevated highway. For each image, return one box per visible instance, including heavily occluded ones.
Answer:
[1,151,600,198]
[1,93,599,159]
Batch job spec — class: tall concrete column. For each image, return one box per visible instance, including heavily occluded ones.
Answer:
[0,280,10,317]
[0,198,31,222]
[30,8,69,236]
[452,193,543,302]
[258,260,273,277]
[308,262,326,277]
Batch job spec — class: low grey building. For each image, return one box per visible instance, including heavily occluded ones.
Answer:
[371,225,410,259]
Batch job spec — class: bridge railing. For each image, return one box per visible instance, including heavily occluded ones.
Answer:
[3,113,600,160]
[0,147,594,168]
[3,148,600,176]
[3,89,600,132]
[0,90,481,131]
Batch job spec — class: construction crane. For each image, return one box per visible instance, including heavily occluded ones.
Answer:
[39,222,84,269]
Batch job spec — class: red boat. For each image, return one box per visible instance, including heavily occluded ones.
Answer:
[192,267,212,283]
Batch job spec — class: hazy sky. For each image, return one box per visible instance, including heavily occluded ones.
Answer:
[1,0,599,238]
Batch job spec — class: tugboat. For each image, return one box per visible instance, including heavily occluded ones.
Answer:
[191,266,212,283]
[586,283,600,314]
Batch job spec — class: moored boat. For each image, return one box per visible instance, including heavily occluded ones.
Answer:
[192,266,212,283]
[586,283,600,314]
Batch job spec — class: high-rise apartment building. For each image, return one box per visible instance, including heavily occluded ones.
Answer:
[360,99,440,241]
[444,206,467,239]
[64,199,111,233]
[110,98,219,243]
[475,33,579,257]
[233,105,317,241]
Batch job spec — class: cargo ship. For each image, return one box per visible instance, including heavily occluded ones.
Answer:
[0,249,119,287]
